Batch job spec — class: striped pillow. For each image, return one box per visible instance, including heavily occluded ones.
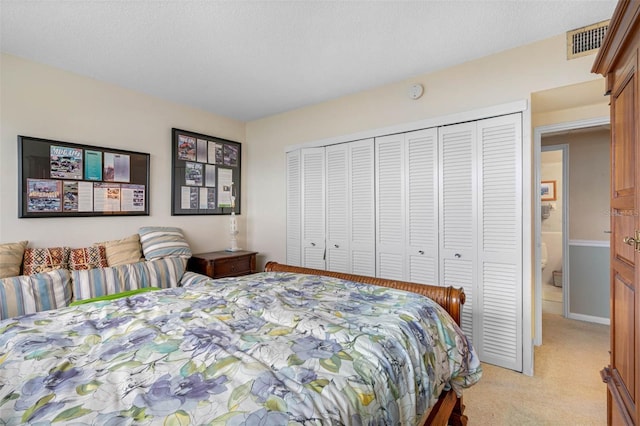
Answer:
[138,227,192,261]
[96,234,144,266]
[180,271,214,287]
[0,240,28,278]
[72,257,187,301]
[0,269,72,320]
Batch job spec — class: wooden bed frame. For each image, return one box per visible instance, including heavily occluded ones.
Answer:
[264,261,469,426]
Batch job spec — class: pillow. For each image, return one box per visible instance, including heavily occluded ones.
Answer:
[0,240,28,278]
[0,269,72,320]
[72,256,186,301]
[96,234,144,266]
[69,246,109,270]
[138,226,192,261]
[23,247,70,275]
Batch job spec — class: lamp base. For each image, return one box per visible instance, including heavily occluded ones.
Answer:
[225,247,243,252]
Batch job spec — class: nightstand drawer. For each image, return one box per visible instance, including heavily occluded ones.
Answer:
[187,251,258,279]
[214,255,253,277]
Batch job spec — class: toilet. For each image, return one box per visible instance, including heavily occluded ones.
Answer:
[541,242,548,270]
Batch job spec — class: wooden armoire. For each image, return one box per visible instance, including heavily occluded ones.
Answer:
[592,1,640,424]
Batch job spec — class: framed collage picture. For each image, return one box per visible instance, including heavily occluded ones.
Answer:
[171,128,241,215]
[18,135,150,218]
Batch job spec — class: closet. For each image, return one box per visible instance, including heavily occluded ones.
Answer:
[286,112,523,371]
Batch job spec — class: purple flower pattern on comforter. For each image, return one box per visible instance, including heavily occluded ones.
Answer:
[0,272,481,425]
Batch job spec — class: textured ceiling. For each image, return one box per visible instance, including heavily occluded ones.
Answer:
[1,1,617,122]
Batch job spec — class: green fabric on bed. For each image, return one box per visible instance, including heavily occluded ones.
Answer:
[69,286,162,306]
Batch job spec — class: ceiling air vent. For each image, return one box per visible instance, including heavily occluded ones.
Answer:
[567,20,609,59]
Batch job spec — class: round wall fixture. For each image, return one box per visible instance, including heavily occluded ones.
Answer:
[408,83,424,100]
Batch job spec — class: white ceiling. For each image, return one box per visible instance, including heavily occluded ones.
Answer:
[1,1,618,122]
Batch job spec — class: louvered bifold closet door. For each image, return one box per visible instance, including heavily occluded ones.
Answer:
[439,122,477,344]
[326,144,349,273]
[286,150,302,266]
[477,114,522,371]
[349,139,375,276]
[301,148,326,270]
[406,128,439,284]
[376,133,406,280]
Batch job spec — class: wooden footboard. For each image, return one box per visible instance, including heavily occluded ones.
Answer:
[263,262,468,426]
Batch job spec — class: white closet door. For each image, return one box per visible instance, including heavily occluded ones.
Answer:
[326,144,349,273]
[301,148,326,269]
[439,122,477,343]
[376,133,406,280]
[477,114,522,371]
[405,128,439,284]
[286,150,302,266]
[349,139,375,276]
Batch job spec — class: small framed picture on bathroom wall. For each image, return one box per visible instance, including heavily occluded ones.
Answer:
[541,180,556,201]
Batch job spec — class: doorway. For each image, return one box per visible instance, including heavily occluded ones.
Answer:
[540,145,567,316]
[533,117,610,347]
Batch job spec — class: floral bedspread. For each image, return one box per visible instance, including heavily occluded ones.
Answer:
[0,272,481,425]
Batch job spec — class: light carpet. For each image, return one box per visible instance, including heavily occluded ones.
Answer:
[463,313,609,425]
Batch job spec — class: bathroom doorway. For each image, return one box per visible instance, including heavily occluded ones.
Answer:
[533,117,611,346]
[540,145,566,316]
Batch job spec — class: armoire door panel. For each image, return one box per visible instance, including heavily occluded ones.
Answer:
[613,274,636,408]
[612,67,635,197]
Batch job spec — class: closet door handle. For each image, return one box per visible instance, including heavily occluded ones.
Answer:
[334,244,340,248]
[311,242,316,247]
[418,250,424,255]
[454,253,461,258]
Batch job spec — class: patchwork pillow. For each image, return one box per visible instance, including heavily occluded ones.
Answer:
[96,234,144,266]
[0,240,28,278]
[138,226,192,261]
[69,246,109,270]
[23,247,70,275]
[0,269,72,320]
[72,256,186,301]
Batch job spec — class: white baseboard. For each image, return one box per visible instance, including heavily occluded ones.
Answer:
[567,312,610,326]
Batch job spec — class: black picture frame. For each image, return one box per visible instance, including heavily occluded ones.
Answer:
[171,128,241,215]
[18,135,150,218]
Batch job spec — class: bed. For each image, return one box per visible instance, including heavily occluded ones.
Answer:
[0,262,481,425]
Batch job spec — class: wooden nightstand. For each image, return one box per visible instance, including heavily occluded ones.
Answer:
[187,250,258,279]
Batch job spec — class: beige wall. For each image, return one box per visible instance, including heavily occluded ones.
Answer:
[1,54,246,253]
[1,33,611,267]
[543,128,610,241]
[246,34,609,266]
